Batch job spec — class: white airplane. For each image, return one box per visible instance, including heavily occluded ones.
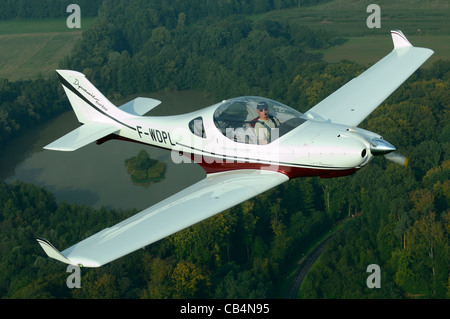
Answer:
[37,30,433,267]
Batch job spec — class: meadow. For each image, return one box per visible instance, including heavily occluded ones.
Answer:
[310,35,450,66]
[1,1,448,81]
[0,17,95,81]
[263,0,450,65]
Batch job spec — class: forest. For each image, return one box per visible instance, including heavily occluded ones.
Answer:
[0,0,448,299]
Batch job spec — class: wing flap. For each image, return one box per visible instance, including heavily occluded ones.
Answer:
[44,122,120,151]
[304,30,433,126]
[37,170,288,267]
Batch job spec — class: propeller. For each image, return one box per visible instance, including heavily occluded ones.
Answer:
[368,137,409,167]
[384,152,409,167]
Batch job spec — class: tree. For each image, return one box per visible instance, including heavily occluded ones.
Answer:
[170,210,237,267]
[404,212,447,297]
[73,272,120,298]
[172,260,209,298]
[141,257,174,298]
[241,201,258,261]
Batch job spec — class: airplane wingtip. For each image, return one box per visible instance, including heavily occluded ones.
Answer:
[391,30,412,50]
[36,237,73,265]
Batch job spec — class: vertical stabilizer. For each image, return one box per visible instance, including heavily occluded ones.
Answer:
[56,70,128,124]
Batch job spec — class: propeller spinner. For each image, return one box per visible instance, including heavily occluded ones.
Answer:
[370,137,408,167]
[370,137,396,155]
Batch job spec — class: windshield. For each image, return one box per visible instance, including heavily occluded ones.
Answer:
[213,96,305,144]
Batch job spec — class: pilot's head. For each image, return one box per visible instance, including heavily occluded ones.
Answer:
[257,101,269,120]
[256,101,269,111]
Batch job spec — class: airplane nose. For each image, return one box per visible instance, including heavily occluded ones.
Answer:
[370,138,396,155]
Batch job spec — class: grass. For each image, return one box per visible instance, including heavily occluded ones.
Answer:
[1,1,449,81]
[0,33,80,80]
[0,17,96,81]
[309,35,450,66]
[0,17,96,34]
[266,0,449,35]
[264,0,450,65]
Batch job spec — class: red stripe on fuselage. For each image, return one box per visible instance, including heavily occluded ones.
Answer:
[97,134,358,179]
[184,152,358,179]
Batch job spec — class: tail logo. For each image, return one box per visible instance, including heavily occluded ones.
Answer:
[73,79,109,112]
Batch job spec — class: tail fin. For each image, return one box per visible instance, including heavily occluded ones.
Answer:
[56,69,127,124]
[44,70,129,151]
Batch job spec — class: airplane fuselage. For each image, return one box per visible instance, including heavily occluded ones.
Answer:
[98,97,376,179]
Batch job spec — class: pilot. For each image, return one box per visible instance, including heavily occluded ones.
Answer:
[254,101,280,145]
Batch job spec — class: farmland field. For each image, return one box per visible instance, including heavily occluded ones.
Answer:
[264,0,449,36]
[1,1,448,81]
[263,0,450,65]
[309,35,450,66]
[0,17,95,81]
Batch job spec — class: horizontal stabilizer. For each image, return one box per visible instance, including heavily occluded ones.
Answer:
[118,97,161,116]
[44,122,120,151]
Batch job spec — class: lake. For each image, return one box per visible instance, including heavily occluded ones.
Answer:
[2,90,215,210]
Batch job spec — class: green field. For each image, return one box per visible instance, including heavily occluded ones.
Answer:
[263,0,450,65]
[264,0,449,35]
[0,17,95,81]
[1,1,449,81]
[309,35,450,66]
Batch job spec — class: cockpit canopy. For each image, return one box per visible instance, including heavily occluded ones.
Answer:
[213,96,306,144]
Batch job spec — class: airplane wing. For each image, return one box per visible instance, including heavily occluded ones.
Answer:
[37,169,288,267]
[304,30,434,127]
[44,122,120,151]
